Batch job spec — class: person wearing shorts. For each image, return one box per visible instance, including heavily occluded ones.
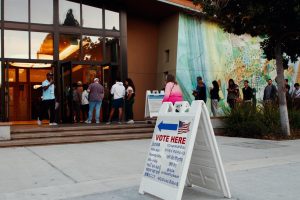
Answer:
[106,78,125,124]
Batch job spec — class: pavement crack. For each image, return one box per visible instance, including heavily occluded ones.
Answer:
[25,147,78,183]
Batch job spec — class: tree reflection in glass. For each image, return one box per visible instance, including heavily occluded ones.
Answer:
[82,36,103,61]
[105,37,120,63]
[63,9,79,27]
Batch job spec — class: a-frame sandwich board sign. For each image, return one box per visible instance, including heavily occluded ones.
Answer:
[139,100,231,200]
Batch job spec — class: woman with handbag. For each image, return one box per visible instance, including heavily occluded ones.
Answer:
[162,74,183,104]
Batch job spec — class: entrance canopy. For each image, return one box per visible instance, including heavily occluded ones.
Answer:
[70,0,201,21]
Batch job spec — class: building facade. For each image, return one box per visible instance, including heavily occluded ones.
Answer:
[0,0,298,123]
[0,0,198,122]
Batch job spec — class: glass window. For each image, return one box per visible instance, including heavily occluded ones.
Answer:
[31,0,53,24]
[59,0,80,26]
[82,5,102,29]
[4,0,28,22]
[18,69,27,82]
[105,10,120,31]
[8,69,16,82]
[59,34,81,60]
[82,35,103,61]
[30,69,50,82]
[4,30,29,59]
[31,32,53,60]
[105,37,120,63]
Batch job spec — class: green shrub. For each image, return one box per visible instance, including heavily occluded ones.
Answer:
[224,103,269,137]
[257,103,281,134]
[223,102,298,138]
[289,109,300,129]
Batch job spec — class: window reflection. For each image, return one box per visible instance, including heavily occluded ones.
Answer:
[82,4,102,29]
[59,0,80,26]
[105,10,120,31]
[82,36,103,61]
[4,0,28,22]
[31,0,53,24]
[105,37,120,63]
[4,30,29,59]
[31,32,53,60]
[59,34,81,60]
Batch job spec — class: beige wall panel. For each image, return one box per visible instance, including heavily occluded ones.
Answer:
[127,16,159,120]
[128,73,157,120]
[156,14,179,89]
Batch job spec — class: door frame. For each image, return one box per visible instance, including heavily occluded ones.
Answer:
[2,60,54,122]
[58,61,73,123]
[58,61,117,123]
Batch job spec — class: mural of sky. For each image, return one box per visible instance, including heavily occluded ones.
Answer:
[176,14,300,115]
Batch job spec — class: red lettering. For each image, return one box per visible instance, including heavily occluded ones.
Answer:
[156,135,163,141]
[170,136,186,144]
[178,137,183,144]
[170,136,176,143]
[182,137,186,144]
[156,135,171,142]
[166,135,170,142]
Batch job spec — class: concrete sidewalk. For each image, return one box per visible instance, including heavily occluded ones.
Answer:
[0,137,299,200]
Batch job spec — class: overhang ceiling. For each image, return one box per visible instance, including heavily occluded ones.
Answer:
[70,0,191,21]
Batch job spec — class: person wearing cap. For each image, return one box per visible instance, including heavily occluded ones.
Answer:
[85,78,104,123]
[37,72,57,125]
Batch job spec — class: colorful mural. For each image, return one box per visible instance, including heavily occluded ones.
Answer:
[176,14,300,115]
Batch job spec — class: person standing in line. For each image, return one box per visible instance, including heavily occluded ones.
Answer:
[292,83,300,110]
[73,81,83,123]
[242,80,253,103]
[162,74,183,104]
[106,78,126,124]
[124,78,135,124]
[193,76,207,103]
[37,72,57,126]
[210,80,220,117]
[81,84,89,122]
[263,79,277,103]
[102,83,110,122]
[227,79,239,109]
[285,79,292,108]
[85,78,104,124]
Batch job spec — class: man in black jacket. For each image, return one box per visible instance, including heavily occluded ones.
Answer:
[263,79,277,102]
[242,80,253,103]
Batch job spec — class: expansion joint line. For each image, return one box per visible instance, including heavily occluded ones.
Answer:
[25,147,78,183]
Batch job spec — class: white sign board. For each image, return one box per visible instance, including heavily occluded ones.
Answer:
[139,101,231,200]
[145,90,165,118]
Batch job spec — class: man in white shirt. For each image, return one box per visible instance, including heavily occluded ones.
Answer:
[37,72,57,125]
[106,78,125,124]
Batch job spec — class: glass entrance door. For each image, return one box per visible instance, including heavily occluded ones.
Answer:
[59,63,115,123]
[5,62,52,122]
[60,61,73,123]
